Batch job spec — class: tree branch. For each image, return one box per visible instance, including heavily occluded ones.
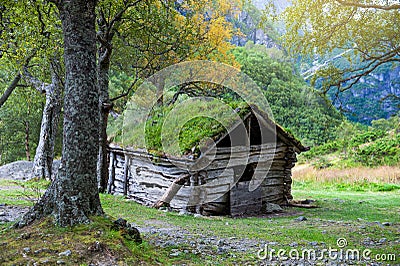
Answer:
[332,52,400,91]
[0,73,21,108]
[0,52,36,108]
[109,75,140,102]
[336,0,400,10]
[23,66,48,94]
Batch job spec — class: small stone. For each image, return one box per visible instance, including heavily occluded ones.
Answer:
[0,212,6,216]
[169,251,181,257]
[56,260,66,265]
[294,216,307,222]
[321,230,327,234]
[163,240,177,247]
[357,218,363,221]
[359,225,366,229]
[194,214,202,218]
[217,246,227,254]
[265,203,283,213]
[178,210,187,216]
[217,239,226,246]
[289,242,298,247]
[382,222,392,226]
[113,218,127,228]
[58,250,71,257]
[310,241,318,246]
[379,238,387,243]
[18,233,31,240]
[191,249,200,255]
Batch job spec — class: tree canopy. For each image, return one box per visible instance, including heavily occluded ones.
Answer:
[280,0,400,93]
[232,42,343,145]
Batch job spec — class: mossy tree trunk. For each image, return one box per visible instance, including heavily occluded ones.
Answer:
[16,0,104,227]
[24,60,63,180]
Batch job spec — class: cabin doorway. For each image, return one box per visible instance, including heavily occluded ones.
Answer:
[230,163,263,216]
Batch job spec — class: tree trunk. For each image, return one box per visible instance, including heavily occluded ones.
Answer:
[97,42,112,193]
[97,104,111,192]
[96,6,124,193]
[15,0,103,228]
[30,62,63,180]
[24,121,31,161]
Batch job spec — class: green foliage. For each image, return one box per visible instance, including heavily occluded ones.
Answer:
[303,116,400,167]
[280,0,400,93]
[232,43,343,146]
[0,85,43,165]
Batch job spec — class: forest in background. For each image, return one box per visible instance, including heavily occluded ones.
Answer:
[0,0,399,168]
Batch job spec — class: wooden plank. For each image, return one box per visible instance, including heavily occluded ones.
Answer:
[107,152,116,194]
[263,178,284,186]
[205,192,229,203]
[262,194,285,204]
[204,184,230,195]
[215,143,286,154]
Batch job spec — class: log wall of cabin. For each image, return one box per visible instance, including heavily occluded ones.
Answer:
[200,141,292,215]
[107,149,193,210]
[107,139,298,216]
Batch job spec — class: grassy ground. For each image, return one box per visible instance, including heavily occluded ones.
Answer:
[0,166,399,265]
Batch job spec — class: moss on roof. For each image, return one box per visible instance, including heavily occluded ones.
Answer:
[107,100,307,157]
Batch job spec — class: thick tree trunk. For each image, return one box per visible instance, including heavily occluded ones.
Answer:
[15,0,103,227]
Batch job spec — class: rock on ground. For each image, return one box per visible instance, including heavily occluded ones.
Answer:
[0,160,60,180]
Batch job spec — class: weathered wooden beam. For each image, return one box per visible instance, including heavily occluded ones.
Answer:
[153,174,191,209]
[107,152,116,194]
[123,154,130,196]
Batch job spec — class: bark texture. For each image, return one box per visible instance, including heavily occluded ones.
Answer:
[97,34,112,192]
[24,62,62,180]
[97,103,111,192]
[16,0,104,227]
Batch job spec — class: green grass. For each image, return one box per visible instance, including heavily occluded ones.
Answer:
[0,179,399,265]
[100,183,400,264]
[0,178,49,206]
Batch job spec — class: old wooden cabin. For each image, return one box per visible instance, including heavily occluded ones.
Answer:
[106,105,308,216]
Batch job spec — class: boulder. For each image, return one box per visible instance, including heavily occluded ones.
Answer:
[0,160,61,180]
